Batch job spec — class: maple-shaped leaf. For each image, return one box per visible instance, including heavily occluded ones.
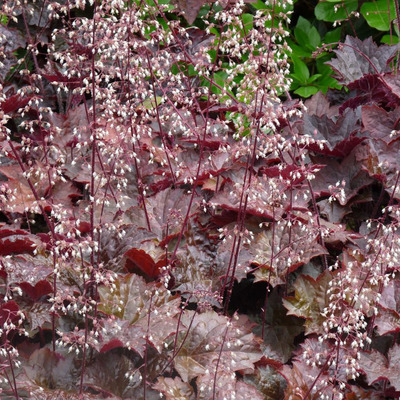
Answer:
[84,352,142,398]
[317,198,351,223]
[354,137,400,199]
[361,105,400,144]
[0,164,44,214]
[99,225,157,272]
[253,288,304,362]
[319,219,360,248]
[196,372,265,400]
[143,187,194,240]
[281,338,357,399]
[280,361,325,400]
[19,279,53,302]
[17,348,124,399]
[174,311,263,383]
[327,36,398,85]
[283,269,333,335]
[153,377,195,400]
[98,275,181,355]
[24,348,80,391]
[173,0,207,24]
[301,104,366,157]
[123,248,164,279]
[310,148,374,206]
[379,278,400,312]
[24,302,54,332]
[251,221,327,287]
[341,74,400,112]
[385,72,400,99]
[174,243,223,307]
[359,345,400,391]
[0,228,38,256]
[214,234,253,285]
[374,306,400,336]
[4,253,53,287]
[48,181,81,209]
[304,91,339,118]
[96,316,180,358]
[210,172,286,220]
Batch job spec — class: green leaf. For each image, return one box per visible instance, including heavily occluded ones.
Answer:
[315,0,358,22]
[294,16,321,51]
[361,0,397,31]
[0,13,8,25]
[250,0,268,10]
[211,70,229,94]
[242,13,254,32]
[381,34,400,45]
[294,86,319,98]
[141,96,163,109]
[157,17,169,31]
[323,27,342,44]
[307,73,323,83]
[209,27,220,37]
[316,75,341,91]
[286,39,312,58]
[292,58,310,83]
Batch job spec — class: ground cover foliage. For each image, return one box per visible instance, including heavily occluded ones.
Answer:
[0,0,400,399]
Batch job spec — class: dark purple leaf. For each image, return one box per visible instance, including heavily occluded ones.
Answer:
[84,352,141,398]
[174,311,263,382]
[4,254,53,287]
[0,300,20,326]
[173,0,207,24]
[374,306,400,336]
[327,36,398,85]
[99,339,124,354]
[253,288,304,363]
[359,345,400,390]
[98,275,181,356]
[24,348,79,391]
[251,221,327,287]
[301,108,366,157]
[310,149,374,205]
[0,94,34,114]
[354,138,400,199]
[123,248,163,279]
[317,199,351,223]
[340,74,400,112]
[19,280,53,302]
[153,377,195,400]
[362,105,400,144]
[0,228,37,256]
[283,270,334,335]
[304,91,339,118]
[385,72,400,98]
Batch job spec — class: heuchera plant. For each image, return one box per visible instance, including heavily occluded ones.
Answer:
[0,0,400,399]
